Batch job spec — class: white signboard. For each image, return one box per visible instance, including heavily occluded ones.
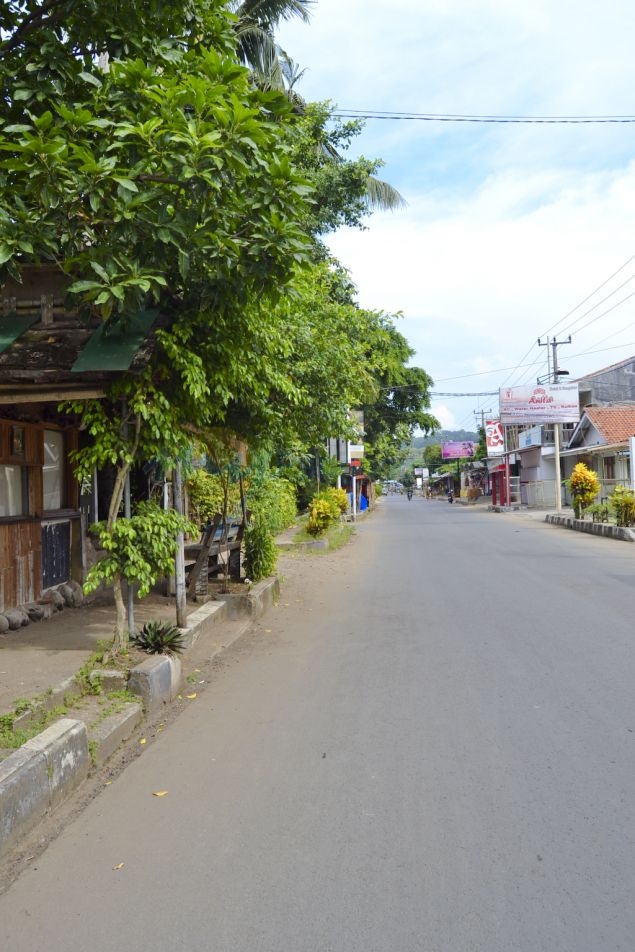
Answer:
[485,419,505,457]
[499,384,579,425]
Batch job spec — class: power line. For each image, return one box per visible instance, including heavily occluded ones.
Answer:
[499,252,635,388]
[332,109,635,124]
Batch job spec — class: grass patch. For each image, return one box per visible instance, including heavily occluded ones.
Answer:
[291,520,355,552]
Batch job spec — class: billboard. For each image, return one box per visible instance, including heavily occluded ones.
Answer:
[499,384,579,425]
[442,441,475,459]
[485,419,505,457]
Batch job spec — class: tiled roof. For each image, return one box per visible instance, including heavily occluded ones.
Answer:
[584,405,635,443]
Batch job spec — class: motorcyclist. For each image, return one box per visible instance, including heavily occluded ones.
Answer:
[407,488,413,500]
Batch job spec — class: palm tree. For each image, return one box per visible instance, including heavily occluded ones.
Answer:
[227,1,405,212]
[229,0,313,85]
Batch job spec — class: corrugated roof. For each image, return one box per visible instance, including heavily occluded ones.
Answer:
[0,311,40,354]
[584,405,635,443]
[574,354,635,382]
[71,310,158,372]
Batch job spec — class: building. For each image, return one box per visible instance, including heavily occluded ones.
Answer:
[0,265,159,616]
[500,356,635,508]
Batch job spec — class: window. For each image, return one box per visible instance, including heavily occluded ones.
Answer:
[604,456,615,481]
[43,430,65,510]
[0,465,24,517]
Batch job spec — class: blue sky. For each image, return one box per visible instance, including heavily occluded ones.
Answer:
[277,0,635,431]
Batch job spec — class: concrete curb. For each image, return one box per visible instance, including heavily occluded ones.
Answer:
[88,703,143,767]
[127,655,183,713]
[0,576,280,862]
[545,514,635,542]
[214,576,280,620]
[0,719,88,859]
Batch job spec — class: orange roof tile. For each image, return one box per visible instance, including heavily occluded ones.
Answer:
[584,405,635,443]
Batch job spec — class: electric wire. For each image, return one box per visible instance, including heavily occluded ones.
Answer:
[331,110,635,124]
[497,253,635,390]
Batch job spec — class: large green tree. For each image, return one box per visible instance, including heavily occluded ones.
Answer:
[357,312,439,477]
[0,0,314,648]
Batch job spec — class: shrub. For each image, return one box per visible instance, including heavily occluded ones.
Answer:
[243,514,278,580]
[131,620,186,655]
[566,462,600,518]
[586,502,610,523]
[306,489,345,536]
[609,485,635,527]
[246,473,297,534]
[187,468,240,527]
[324,486,349,515]
[84,501,197,598]
[306,498,333,536]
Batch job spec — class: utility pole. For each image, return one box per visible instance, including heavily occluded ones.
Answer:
[538,336,571,512]
[474,408,492,431]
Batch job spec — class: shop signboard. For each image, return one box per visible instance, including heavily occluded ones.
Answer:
[485,419,505,457]
[499,384,579,425]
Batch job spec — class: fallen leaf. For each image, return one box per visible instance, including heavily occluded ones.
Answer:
[113,863,124,870]
[265,629,272,633]
[185,692,197,699]
[152,790,168,797]
[104,780,112,786]
[139,738,147,745]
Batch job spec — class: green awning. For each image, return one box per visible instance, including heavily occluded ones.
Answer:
[0,311,40,354]
[71,309,158,373]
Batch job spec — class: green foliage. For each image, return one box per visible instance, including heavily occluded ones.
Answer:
[245,470,297,534]
[85,501,197,598]
[187,468,238,527]
[356,312,439,478]
[287,102,398,236]
[243,514,278,581]
[609,485,635,527]
[567,463,601,518]
[586,502,610,523]
[131,620,186,656]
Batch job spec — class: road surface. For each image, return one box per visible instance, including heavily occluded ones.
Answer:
[2,497,635,951]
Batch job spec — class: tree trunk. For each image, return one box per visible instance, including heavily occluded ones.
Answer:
[112,574,127,653]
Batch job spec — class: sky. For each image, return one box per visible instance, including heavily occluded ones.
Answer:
[277,0,635,431]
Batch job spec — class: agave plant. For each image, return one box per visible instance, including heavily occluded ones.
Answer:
[131,620,186,655]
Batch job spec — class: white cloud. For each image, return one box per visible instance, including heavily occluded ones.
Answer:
[277,0,635,429]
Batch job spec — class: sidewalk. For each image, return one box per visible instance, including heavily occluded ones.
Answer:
[0,593,201,715]
[0,525,298,716]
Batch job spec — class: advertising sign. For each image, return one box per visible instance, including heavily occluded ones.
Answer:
[499,384,579,425]
[442,441,475,459]
[485,419,505,457]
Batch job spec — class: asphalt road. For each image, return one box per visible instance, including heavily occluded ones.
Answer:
[2,497,635,951]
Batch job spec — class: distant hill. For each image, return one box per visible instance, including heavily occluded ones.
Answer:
[412,430,478,449]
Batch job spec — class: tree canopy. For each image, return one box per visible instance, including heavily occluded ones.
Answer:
[1,0,436,487]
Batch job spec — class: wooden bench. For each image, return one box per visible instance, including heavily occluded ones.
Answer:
[184,512,249,597]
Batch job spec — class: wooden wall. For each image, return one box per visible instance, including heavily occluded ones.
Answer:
[0,520,41,611]
[0,417,80,611]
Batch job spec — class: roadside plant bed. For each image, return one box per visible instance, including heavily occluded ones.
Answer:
[285,520,354,553]
[0,689,138,763]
